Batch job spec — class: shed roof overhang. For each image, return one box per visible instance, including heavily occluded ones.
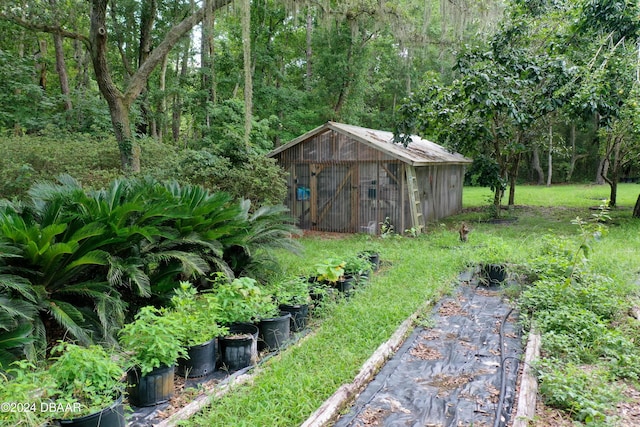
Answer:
[268,121,473,166]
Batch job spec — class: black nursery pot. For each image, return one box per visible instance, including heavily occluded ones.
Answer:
[481,263,507,286]
[127,364,174,407]
[359,251,380,271]
[219,323,259,371]
[279,303,309,332]
[336,275,356,295]
[258,312,291,352]
[176,338,217,378]
[58,394,125,427]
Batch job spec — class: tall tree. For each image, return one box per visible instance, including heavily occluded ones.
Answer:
[1,0,233,172]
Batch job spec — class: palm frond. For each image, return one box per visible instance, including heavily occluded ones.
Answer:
[47,300,92,345]
[0,324,34,369]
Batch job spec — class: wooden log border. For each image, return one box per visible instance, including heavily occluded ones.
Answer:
[300,299,433,427]
[512,331,541,427]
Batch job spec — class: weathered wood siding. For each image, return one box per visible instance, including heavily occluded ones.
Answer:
[414,164,465,222]
[274,129,465,234]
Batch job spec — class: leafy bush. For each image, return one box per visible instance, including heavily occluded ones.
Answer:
[537,360,622,425]
[0,133,287,208]
[0,361,55,426]
[176,150,288,207]
[165,281,228,346]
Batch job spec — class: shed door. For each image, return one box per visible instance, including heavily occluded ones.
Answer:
[311,163,356,233]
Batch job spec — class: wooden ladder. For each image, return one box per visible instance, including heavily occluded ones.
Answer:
[405,165,425,233]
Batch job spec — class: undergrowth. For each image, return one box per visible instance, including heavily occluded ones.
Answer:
[517,203,640,425]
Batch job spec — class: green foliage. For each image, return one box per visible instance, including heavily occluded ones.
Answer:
[343,253,373,276]
[191,99,277,164]
[204,276,277,325]
[0,135,285,208]
[177,150,288,208]
[48,341,124,418]
[118,306,187,376]
[0,173,300,355]
[0,360,56,426]
[265,277,310,307]
[0,50,50,134]
[314,258,346,284]
[222,203,302,280]
[537,360,621,425]
[166,282,228,347]
[518,205,640,422]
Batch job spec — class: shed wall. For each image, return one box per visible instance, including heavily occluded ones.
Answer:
[274,130,465,234]
[414,164,465,222]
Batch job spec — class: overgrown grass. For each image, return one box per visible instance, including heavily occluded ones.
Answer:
[183,184,640,426]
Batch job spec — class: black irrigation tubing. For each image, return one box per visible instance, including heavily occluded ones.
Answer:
[493,307,518,427]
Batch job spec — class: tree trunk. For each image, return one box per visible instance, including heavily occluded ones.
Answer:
[508,152,521,206]
[242,0,253,149]
[88,0,232,171]
[202,0,216,127]
[546,121,553,186]
[73,39,90,91]
[173,43,190,144]
[609,181,618,207]
[633,194,640,218]
[305,9,313,91]
[531,146,544,185]
[566,124,580,182]
[52,32,72,111]
[36,39,48,90]
[596,157,608,185]
[156,53,168,141]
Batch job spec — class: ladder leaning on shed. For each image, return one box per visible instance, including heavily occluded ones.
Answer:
[405,165,425,233]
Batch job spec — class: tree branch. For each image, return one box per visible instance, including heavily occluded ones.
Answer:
[124,0,233,105]
[0,12,90,48]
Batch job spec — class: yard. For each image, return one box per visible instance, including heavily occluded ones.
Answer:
[1,183,638,426]
[178,183,640,426]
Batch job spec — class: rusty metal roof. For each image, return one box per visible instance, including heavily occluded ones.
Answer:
[268,121,472,166]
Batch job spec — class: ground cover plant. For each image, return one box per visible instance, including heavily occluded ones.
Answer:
[180,184,640,426]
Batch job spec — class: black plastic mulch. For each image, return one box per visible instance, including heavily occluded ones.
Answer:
[334,272,522,427]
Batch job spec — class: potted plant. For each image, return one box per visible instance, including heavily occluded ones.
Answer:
[252,287,291,352]
[267,277,311,332]
[204,276,267,370]
[314,257,354,294]
[314,258,346,284]
[0,361,56,427]
[474,236,510,286]
[48,341,126,426]
[358,250,381,271]
[344,253,374,284]
[118,305,187,407]
[168,282,229,378]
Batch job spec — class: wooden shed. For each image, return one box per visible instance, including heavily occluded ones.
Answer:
[268,121,472,234]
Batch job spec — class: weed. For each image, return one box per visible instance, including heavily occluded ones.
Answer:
[537,360,622,425]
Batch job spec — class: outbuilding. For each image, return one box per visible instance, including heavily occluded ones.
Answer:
[268,121,472,234]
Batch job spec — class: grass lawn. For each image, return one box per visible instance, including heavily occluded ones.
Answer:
[181,184,640,427]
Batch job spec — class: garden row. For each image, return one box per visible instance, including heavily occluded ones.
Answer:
[0,174,299,362]
[1,251,379,426]
[0,175,305,425]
